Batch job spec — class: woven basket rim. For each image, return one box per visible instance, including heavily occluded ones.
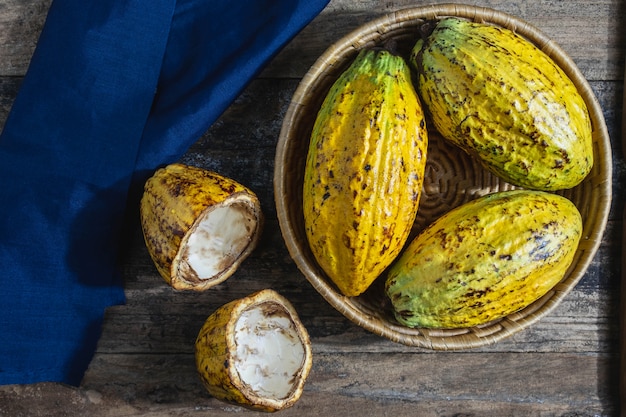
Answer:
[273,4,613,350]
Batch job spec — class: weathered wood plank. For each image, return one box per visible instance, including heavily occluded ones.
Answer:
[94,285,620,355]
[0,0,51,77]
[261,0,626,81]
[1,0,624,81]
[7,352,607,416]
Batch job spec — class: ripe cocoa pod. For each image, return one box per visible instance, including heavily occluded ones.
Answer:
[385,190,582,328]
[303,48,428,296]
[140,163,263,291]
[411,18,593,191]
[195,289,312,412]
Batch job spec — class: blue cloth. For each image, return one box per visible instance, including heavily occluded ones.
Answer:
[0,0,328,386]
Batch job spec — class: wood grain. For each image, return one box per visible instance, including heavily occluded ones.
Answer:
[0,0,624,415]
[619,48,626,416]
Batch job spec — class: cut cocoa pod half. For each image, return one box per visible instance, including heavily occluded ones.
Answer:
[195,289,312,412]
[140,163,263,291]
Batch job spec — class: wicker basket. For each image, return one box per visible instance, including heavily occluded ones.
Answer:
[273,4,612,349]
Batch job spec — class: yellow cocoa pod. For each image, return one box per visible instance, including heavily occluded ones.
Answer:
[303,48,428,297]
[385,190,582,329]
[411,18,593,191]
[140,163,263,291]
[195,289,313,412]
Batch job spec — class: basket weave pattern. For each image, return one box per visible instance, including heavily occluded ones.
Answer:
[274,4,612,349]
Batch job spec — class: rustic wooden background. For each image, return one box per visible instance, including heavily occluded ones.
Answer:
[0,0,624,415]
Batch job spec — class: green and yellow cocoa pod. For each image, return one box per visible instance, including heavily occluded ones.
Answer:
[195,289,313,412]
[385,190,582,329]
[411,18,593,191]
[140,163,263,291]
[303,48,429,297]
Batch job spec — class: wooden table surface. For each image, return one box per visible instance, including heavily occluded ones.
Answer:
[1,1,624,416]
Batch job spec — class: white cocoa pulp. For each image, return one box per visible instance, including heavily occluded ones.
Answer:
[232,303,306,400]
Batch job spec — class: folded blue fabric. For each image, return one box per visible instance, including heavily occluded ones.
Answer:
[0,0,328,386]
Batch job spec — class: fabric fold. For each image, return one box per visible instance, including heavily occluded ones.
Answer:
[135,0,329,176]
